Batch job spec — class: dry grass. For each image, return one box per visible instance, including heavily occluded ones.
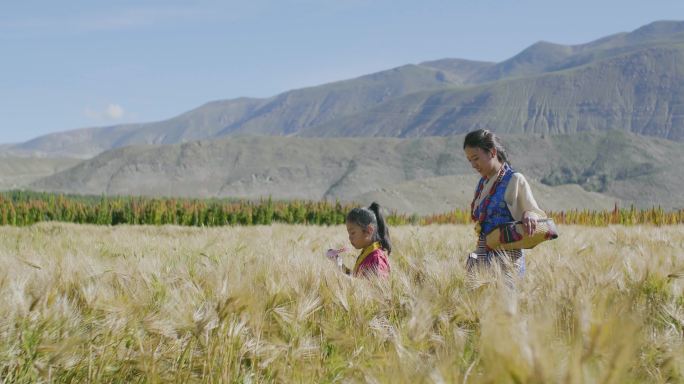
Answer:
[0,223,683,383]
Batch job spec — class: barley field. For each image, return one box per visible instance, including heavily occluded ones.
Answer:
[0,223,683,383]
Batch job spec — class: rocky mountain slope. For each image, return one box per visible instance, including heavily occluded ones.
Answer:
[5,21,684,159]
[28,131,680,214]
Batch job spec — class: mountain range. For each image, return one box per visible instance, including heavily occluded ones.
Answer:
[25,131,683,213]
[5,20,684,158]
[2,20,684,213]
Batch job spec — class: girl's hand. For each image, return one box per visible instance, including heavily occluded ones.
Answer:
[326,246,348,260]
[522,211,537,235]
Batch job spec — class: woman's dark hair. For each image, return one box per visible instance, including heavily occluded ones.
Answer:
[346,202,392,255]
[463,129,509,164]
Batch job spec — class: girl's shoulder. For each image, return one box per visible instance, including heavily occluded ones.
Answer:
[360,248,389,265]
[357,248,390,277]
[374,247,389,258]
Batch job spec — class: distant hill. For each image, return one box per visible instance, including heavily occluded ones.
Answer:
[353,174,617,215]
[27,131,682,214]
[0,157,81,190]
[5,20,684,158]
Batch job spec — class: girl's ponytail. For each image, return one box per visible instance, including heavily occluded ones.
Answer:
[369,202,392,255]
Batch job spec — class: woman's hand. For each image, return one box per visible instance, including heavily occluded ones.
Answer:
[522,211,537,235]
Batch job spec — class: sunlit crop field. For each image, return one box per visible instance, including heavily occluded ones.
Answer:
[0,223,683,383]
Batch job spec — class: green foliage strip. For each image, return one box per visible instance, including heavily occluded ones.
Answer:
[0,191,682,227]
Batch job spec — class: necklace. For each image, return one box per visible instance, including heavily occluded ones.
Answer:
[471,163,509,234]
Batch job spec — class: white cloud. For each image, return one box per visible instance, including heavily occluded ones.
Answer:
[85,104,125,121]
[105,104,124,119]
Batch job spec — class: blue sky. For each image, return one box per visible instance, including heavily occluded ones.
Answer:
[2,0,684,144]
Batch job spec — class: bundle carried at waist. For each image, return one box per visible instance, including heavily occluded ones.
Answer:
[485,218,559,251]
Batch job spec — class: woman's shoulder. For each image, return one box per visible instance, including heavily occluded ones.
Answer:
[509,171,529,184]
[504,172,532,198]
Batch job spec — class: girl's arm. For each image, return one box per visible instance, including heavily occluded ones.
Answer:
[327,248,352,275]
[338,262,352,275]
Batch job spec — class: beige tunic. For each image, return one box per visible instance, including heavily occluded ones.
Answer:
[472,172,546,221]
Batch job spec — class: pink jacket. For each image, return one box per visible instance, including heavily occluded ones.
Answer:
[354,248,390,278]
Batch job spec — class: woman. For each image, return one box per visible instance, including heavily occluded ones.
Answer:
[463,129,546,277]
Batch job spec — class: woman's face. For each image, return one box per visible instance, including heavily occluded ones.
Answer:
[346,221,374,250]
[464,146,500,178]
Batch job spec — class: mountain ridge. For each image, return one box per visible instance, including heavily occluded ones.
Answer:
[4,20,684,158]
[27,131,683,213]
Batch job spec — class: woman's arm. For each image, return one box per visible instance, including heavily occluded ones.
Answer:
[505,173,546,234]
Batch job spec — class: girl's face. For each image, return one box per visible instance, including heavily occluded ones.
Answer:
[464,146,501,179]
[346,221,375,250]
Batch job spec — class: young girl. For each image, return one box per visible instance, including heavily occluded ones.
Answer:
[464,129,546,277]
[326,202,391,278]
